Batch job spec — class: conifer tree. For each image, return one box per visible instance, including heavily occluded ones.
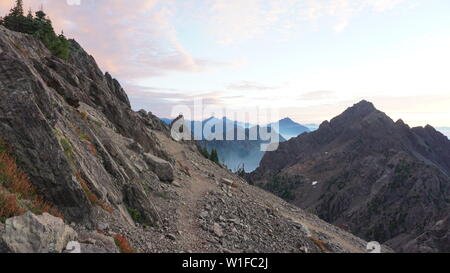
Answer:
[209,148,219,164]
[10,0,24,17]
[0,2,71,60]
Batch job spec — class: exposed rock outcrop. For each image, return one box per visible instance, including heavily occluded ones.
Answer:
[143,153,175,182]
[2,212,77,253]
[0,25,171,225]
[123,183,161,227]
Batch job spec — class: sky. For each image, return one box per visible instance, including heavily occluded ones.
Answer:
[1,0,449,127]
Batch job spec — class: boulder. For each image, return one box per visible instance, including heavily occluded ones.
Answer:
[212,223,224,238]
[2,212,77,253]
[77,231,119,253]
[221,178,234,186]
[144,153,174,182]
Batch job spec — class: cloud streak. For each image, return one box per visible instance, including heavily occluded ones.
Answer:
[0,0,233,80]
[0,0,410,79]
[227,81,279,91]
[208,0,409,43]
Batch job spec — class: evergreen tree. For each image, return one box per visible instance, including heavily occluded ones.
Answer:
[2,0,26,32]
[236,163,246,177]
[198,145,209,159]
[209,148,219,164]
[35,10,46,21]
[10,0,24,17]
[0,2,71,60]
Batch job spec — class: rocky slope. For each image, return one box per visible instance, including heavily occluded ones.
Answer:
[0,26,372,253]
[248,100,450,252]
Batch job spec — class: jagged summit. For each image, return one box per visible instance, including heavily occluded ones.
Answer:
[352,99,376,110]
[279,117,295,123]
[328,100,392,129]
[249,100,450,253]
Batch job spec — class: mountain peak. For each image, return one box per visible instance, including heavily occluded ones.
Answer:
[278,117,297,125]
[329,100,386,128]
[351,100,376,111]
[279,117,294,122]
[252,101,450,253]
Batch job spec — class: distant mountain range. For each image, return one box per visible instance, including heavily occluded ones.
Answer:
[248,100,450,253]
[160,116,308,171]
[160,116,309,139]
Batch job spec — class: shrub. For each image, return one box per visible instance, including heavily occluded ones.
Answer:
[0,190,25,222]
[92,119,103,127]
[75,128,97,156]
[310,237,330,253]
[79,111,88,121]
[0,138,62,222]
[127,207,144,224]
[60,138,73,160]
[75,172,113,213]
[86,142,98,156]
[114,234,135,253]
[75,128,89,142]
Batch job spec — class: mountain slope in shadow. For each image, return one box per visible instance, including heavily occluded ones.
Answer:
[248,100,450,252]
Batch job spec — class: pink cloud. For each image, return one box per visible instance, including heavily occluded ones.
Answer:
[0,0,228,79]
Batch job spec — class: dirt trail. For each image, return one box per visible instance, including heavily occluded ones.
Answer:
[154,131,370,253]
[155,133,215,251]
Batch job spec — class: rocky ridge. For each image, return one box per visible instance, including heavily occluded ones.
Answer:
[0,26,373,253]
[249,100,450,252]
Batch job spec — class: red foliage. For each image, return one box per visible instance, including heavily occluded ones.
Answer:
[0,190,25,221]
[114,234,135,253]
[86,142,98,156]
[310,237,330,252]
[76,172,113,214]
[0,140,62,221]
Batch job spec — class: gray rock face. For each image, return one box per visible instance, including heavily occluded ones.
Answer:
[123,183,161,227]
[144,153,175,182]
[0,25,171,224]
[2,212,77,253]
